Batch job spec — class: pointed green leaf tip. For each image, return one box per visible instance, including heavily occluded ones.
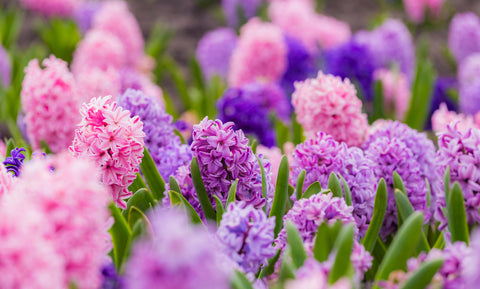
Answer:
[270,155,289,237]
[190,157,216,221]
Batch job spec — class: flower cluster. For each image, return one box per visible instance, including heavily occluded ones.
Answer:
[458,53,480,115]
[70,95,145,208]
[448,12,480,65]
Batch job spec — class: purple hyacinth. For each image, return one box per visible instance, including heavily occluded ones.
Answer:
[281,35,316,96]
[364,133,428,238]
[290,132,377,236]
[448,12,480,65]
[324,38,376,100]
[3,147,26,177]
[458,53,480,115]
[101,262,124,289]
[433,125,480,229]
[464,230,480,288]
[196,28,238,81]
[222,0,263,27]
[425,77,458,130]
[0,44,11,87]
[216,202,276,274]
[356,19,415,81]
[276,192,357,251]
[117,89,191,179]
[74,1,103,33]
[124,207,233,289]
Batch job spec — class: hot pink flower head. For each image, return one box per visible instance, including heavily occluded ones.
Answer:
[292,72,368,146]
[21,55,80,153]
[76,67,121,104]
[228,18,287,86]
[92,0,145,68]
[20,0,82,17]
[72,29,127,76]
[10,154,111,289]
[403,0,444,23]
[70,95,145,208]
[374,68,411,120]
[431,103,475,133]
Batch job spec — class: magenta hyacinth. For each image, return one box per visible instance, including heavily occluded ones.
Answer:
[70,95,145,209]
[20,0,82,17]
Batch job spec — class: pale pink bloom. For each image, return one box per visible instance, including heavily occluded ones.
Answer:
[374,68,411,120]
[21,55,80,153]
[20,0,82,17]
[228,18,287,86]
[285,258,352,289]
[257,145,283,184]
[313,15,351,50]
[431,103,475,132]
[0,164,13,201]
[292,72,369,147]
[76,67,121,104]
[403,0,445,23]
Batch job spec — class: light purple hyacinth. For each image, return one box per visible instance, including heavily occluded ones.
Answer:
[290,132,377,236]
[222,0,263,27]
[196,28,238,81]
[124,208,233,289]
[433,125,480,230]
[117,89,191,180]
[73,1,103,33]
[448,12,480,65]
[364,135,428,238]
[458,53,480,115]
[0,44,11,87]
[216,202,276,274]
[464,230,480,288]
[356,19,415,81]
[285,258,351,289]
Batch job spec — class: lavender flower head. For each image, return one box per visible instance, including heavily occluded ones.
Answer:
[0,44,11,87]
[117,89,191,179]
[324,38,376,100]
[101,262,124,289]
[73,1,103,33]
[216,202,276,274]
[426,77,458,130]
[222,0,263,27]
[364,129,428,238]
[124,207,233,289]
[458,53,480,115]
[448,12,480,65]
[464,230,480,288]
[196,28,238,81]
[3,147,26,177]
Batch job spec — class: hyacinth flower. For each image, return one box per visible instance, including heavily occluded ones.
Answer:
[70,95,145,209]
[222,0,263,27]
[403,0,444,23]
[124,207,233,289]
[3,147,26,177]
[431,103,476,133]
[426,77,458,130]
[0,44,11,87]
[448,12,480,65]
[285,258,352,289]
[373,69,411,120]
[101,262,123,289]
[19,0,82,17]
[117,89,191,180]
[458,53,480,115]
[292,72,369,147]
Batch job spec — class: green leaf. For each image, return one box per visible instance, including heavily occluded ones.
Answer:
[191,157,216,221]
[433,232,445,249]
[169,190,204,225]
[286,222,307,268]
[123,188,155,220]
[40,140,52,154]
[374,212,424,286]
[259,250,281,278]
[328,172,343,198]
[127,206,149,230]
[168,176,182,194]
[270,156,290,238]
[128,173,147,193]
[370,80,386,123]
[292,113,304,145]
[214,195,225,226]
[4,138,14,159]
[227,178,239,205]
[362,178,388,252]
[328,224,355,284]
[190,57,205,92]
[339,174,352,206]
[108,203,132,271]
[295,170,306,201]
[255,155,268,211]
[444,166,451,201]
[393,171,406,195]
[274,117,289,150]
[140,147,166,200]
[278,249,296,282]
[302,181,322,199]
[231,271,254,289]
[447,182,469,245]
[313,221,342,263]
[250,139,258,154]
[399,259,444,289]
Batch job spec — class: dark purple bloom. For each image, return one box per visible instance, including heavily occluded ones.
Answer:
[3,147,26,177]
[425,77,458,130]
[0,44,11,87]
[222,0,263,27]
[101,262,123,289]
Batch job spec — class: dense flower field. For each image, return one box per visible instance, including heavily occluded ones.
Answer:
[1,0,480,288]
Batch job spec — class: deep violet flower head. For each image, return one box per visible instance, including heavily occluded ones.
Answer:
[74,1,103,33]
[458,53,480,115]
[3,147,26,177]
[70,95,145,209]
[20,0,82,17]
[196,28,238,81]
[117,89,191,179]
[292,72,369,146]
[222,0,263,27]
[101,262,124,289]
[285,258,352,289]
[448,12,480,65]
[228,18,287,87]
[21,56,80,153]
[403,0,444,23]
[433,125,480,229]
[281,35,317,96]
[216,202,276,274]
[426,77,458,130]
[0,44,11,87]
[356,19,415,81]
[363,124,429,237]
[124,207,233,289]
[324,38,376,100]
[290,132,377,236]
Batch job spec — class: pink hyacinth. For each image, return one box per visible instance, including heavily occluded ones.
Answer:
[72,29,127,76]
[374,68,411,121]
[403,0,444,23]
[228,18,287,86]
[313,15,351,50]
[431,103,475,132]
[256,145,283,185]
[21,55,80,153]
[292,72,369,146]
[20,0,82,17]
[76,67,121,104]
[0,164,13,200]
[92,0,145,68]
[285,258,352,289]
[70,95,145,208]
